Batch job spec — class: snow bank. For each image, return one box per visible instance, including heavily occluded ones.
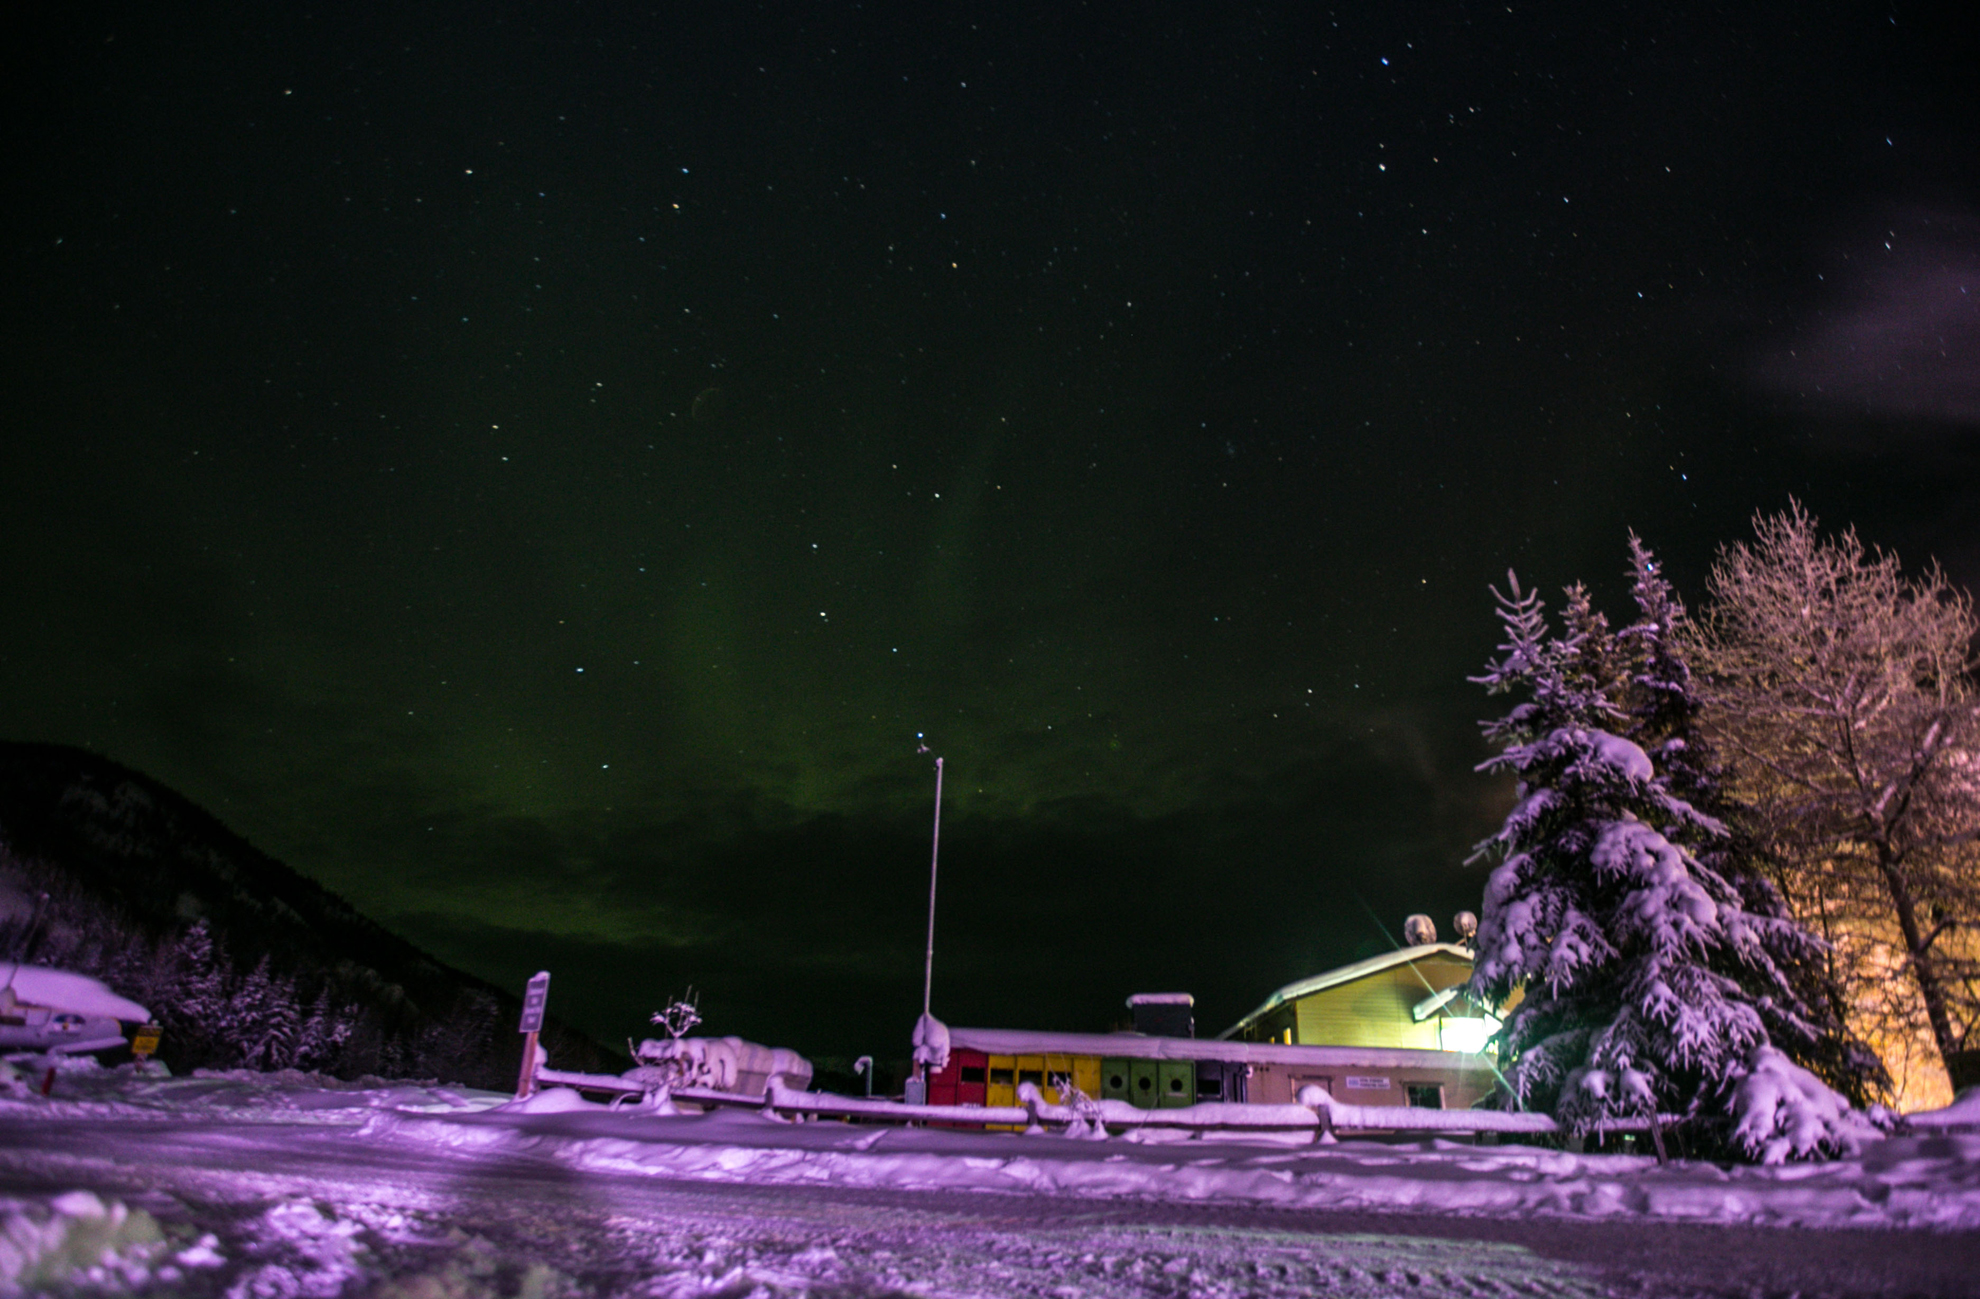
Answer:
[0,1190,167,1293]
[1730,1045,1886,1163]
[399,1101,1980,1231]
[1903,1087,1980,1135]
[498,1085,600,1114]
[8,1066,1980,1234]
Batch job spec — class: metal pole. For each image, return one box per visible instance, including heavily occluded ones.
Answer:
[921,756,944,1024]
[516,1029,540,1100]
[516,970,551,1100]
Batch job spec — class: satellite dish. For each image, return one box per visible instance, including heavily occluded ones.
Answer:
[1402,914,1437,946]
[1454,911,1479,941]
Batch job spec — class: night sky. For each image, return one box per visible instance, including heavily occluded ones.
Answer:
[6,3,1978,1064]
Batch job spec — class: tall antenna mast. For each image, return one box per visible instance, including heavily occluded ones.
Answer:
[921,756,944,1022]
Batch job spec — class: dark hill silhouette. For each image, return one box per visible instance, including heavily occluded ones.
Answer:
[0,741,618,1086]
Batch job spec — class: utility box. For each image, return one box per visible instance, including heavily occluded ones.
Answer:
[1194,1059,1245,1104]
[1126,992,1194,1038]
[926,1048,988,1107]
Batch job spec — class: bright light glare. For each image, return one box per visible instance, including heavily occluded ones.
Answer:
[1439,1017,1493,1054]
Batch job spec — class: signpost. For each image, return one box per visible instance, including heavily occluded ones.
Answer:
[130,1023,162,1068]
[516,971,551,1099]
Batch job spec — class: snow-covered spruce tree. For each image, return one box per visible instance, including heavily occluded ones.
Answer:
[1467,571,1831,1145]
[235,955,302,1071]
[1618,534,1887,1108]
[158,918,235,1067]
[291,986,341,1073]
[1617,535,1716,814]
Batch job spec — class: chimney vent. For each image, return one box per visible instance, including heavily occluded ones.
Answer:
[1125,992,1195,1038]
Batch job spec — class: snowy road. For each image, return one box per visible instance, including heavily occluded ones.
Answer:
[3,1068,1979,1297]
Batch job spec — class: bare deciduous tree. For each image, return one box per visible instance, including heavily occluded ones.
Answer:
[1688,503,1980,1102]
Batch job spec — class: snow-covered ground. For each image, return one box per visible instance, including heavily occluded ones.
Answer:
[3,1058,1978,1297]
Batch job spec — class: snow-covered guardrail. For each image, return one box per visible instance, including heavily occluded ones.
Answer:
[536,1067,1567,1142]
[761,1079,1566,1142]
[534,1067,647,1097]
[1300,1086,1562,1139]
[535,1068,775,1111]
[765,1083,1033,1128]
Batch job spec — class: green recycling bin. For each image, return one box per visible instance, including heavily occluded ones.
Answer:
[1156,1059,1196,1108]
[1100,1058,1134,1105]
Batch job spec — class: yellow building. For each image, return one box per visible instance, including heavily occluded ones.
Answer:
[1221,941,1497,1056]
[936,1024,1501,1112]
[927,940,1507,1116]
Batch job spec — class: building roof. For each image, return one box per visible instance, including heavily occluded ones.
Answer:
[944,1025,1491,1071]
[1217,942,1475,1040]
[0,963,151,1022]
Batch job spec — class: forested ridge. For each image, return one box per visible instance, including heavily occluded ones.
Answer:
[0,741,618,1087]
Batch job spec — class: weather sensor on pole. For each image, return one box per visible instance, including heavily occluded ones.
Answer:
[921,755,944,1028]
[905,753,946,1105]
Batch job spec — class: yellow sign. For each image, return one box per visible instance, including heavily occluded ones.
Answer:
[131,1024,162,1058]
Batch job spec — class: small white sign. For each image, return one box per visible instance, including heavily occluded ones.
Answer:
[1344,1075,1392,1091]
[518,971,551,1034]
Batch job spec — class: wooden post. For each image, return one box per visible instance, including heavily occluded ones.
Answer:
[517,1029,540,1099]
[516,971,551,1099]
[1644,1107,1670,1165]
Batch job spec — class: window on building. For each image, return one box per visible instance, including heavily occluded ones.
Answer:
[1406,1084,1444,1109]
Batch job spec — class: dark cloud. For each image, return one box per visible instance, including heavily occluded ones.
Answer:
[389,733,1500,1061]
[1753,207,1980,430]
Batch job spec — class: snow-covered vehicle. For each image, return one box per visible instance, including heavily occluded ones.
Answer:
[627,1035,812,1098]
[0,964,151,1057]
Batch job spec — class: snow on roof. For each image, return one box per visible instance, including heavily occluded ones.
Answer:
[1124,993,1193,1007]
[944,1025,1493,1071]
[1217,943,1475,1040]
[0,964,151,1022]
